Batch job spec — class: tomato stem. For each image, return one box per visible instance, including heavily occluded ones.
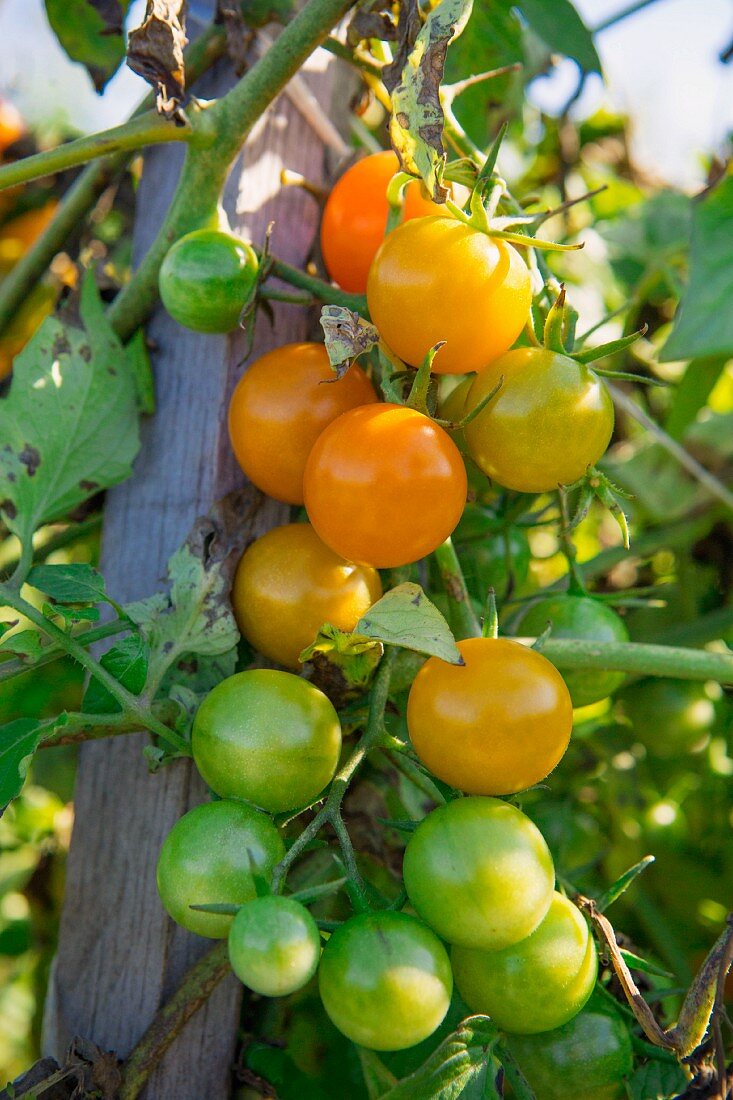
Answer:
[432,538,481,640]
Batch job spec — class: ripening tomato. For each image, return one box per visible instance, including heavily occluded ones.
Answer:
[303,403,467,568]
[619,678,715,757]
[464,348,614,492]
[228,896,321,997]
[320,151,461,294]
[318,911,452,1051]
[158,228,258,333]
[232,523,382,668]
[407,637,573,796]
[0,97,25,154]
[0,282,56,381]
[0,202,58,270]
[451,892,598,1034]
[228,343,377,505]
[366,217,532,374]
[402,797,555,950]
[506,993,633,1099]
[191,670,342,813]
[156,800,285,938]
[516,595,629,707]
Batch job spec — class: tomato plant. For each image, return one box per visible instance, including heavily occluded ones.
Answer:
[318,911,453,1051]
[155,800,285,939]
[232,522,382,668]
[619,678,716,757]
[228,896,321,997]
[228,342,377,504]
[159,228,258,333]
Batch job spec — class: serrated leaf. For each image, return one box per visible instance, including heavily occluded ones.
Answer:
[627,1059,689,1100]
[0,275,140,551]
[27,563,108,604]
[519,0,600,74]
[55,605,101,626]
[45,0,130,92]
[661,176,733,361]
[356,583,462,663]
[389,0,474,201]
[0,630,44,661]
[0,719,45,811]
[82,634,148,715]
[320,306,379,377]
[620,949,672,979]
[382,1016,498,1100]
[596,855,655,912]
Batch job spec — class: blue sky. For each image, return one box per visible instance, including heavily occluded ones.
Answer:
[0,0,730,187]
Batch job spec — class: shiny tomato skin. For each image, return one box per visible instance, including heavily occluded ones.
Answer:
[156,800,285,939]
[320,151,463,294]
[516,595,629,707]
[407,636,573,796]
[304,403,467,568]
[451,892,598,1034]
[232,523,382,668]
[228,343,377,505]
[506,993,633,1100]
[366,217,531,374]
[464,348,614,492]
[402,796,555,950]
[191,670,342,813]
[158,228,258,333]
[228,895,321,997]
[318,911,453,1051]
[619,678,716,757]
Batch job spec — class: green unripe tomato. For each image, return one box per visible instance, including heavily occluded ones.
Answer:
[516,595,629,707]
[318,911,452,1051]
[156,800,284,939]
[192,670,342,813]
[159,228,258,333]
[619,678,715,757]
[455,519,531,603]
[402,797,555,950]
[506,993,633,1099]
[451,892,597,1034]
[228,896,321,997]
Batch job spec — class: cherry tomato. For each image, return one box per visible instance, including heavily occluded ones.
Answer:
[402,797,555,950]
[407,637,573,796]
[156,800,285,938]
[464,348,614,492]
[232,523,382,668]
[516,595,629,707]
[191,670,341,813]
[506,993,633,1099]
[0,97,25,154]
[619,678,715,757]
[453,511,531,602]
[451,892,598,1034]
[303,403,467,568]
[320,151,460,294]
[228,895,321,997]
[0,202,58,271]
[228,343,377,505]
[158,228,258,333]
[366,217,531,374]
[318,911,452,1051]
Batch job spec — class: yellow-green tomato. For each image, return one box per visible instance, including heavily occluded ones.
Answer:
[318,911,452,1051]
[156,800,284,938]
[228,896,321,997]
[191,670,341,813]
[159,229,258,333]
[464,348,614,492]
[451,892,597,1034]
[402,797,555,950]
[232,523,382,668]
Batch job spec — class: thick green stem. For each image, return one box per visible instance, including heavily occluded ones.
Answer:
[0,114,191,194]
[518,636,733,685]
[433,538,481,640]
[0,616,130,684]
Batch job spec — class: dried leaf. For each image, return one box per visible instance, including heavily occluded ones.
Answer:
[216,1,251,75]
[347,1,398,47]
[382,0,421,93]
[127,0,188,116]
[319,305,379,377]
[93,0,127,33]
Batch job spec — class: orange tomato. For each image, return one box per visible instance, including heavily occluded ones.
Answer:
[228,342,377,504]
[0,97,25,154]
[320,151,460,294]
[0,283,57,381]
[303,403,467,568]
[0,201,58,269]
[407,636,573,795]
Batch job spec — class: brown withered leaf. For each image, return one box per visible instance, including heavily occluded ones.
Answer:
[92,0,126,34]
[347,0,397,47]
[216,1,251,75]
[319,305,379,379]
[127,0,188,116]
[381,0,421,94]
[0,1038,121,1100]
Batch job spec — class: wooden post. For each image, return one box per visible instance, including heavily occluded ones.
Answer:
[46,21,346,1098]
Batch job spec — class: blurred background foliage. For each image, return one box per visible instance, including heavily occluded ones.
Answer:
[0,0,732,1093]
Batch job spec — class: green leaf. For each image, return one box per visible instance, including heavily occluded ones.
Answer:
[389,0,474,201]
[661,176,733,360]
[44,0,131,93]
[240,0,296,25]
[0,275,140,551]
[82,634,148,715]
[619,949,673,979]
[27,563,108,604]
[126,327,156,415]
[627,1059,689,1100]
[0,630,44,662]
[356,583,462,664]
[300,624,384,704]
[596,855,655,912]
[664,356,727,441]
[518,0,600,74]
[0,718,45,811]
[382,1016,498,1100]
